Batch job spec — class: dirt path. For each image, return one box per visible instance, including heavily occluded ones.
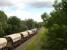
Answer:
[14,33,38,50]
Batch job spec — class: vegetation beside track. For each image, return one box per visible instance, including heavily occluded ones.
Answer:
[24,27,47,50]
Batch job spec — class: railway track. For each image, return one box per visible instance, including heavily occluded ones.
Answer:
[14,33,38,50]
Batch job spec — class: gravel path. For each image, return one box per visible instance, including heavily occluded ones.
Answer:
[14,34,38,50]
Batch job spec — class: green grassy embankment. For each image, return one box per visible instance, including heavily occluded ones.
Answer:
[24,27,47,50]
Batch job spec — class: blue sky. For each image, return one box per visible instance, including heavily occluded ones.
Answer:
[0,0,55,22]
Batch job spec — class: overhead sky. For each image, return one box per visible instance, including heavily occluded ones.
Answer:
[0,0,55,22]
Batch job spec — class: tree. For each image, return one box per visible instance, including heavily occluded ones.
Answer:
[0,10,42,37]
[18,21,28,32]
[0,11,8,37]
[7,16,21,34]
[41,0,67,50]
[41,13,49,26]
[0,22,6,37]
[25,19,36,30]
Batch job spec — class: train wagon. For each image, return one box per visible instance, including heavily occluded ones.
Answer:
[5,33,22,50]
[31,28,38,35]
[27,30,33,37]
[20,31,29,41]
[0,38,7,50]
[0,28,38,50]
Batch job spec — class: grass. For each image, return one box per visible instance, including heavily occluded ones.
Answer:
[24,27,48,50]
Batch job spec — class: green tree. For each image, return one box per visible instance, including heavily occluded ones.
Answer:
[41,13,49,26]
[18,21,28,32]
[7,16,21,34]
[41,0,67,50]
[25,19,36,30]
[0,11,8,37]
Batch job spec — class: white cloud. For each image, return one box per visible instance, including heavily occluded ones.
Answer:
[0,0,12,6]
[1,0,55,6]
[5,9,43,22]
[0,0,55,22]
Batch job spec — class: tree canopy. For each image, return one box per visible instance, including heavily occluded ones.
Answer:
[0,11,42,37]
[41,0,67,50]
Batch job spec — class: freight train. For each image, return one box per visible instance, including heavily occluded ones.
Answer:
[0,28,38,50]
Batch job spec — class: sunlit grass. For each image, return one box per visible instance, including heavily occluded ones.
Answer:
[24,27,48,50]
